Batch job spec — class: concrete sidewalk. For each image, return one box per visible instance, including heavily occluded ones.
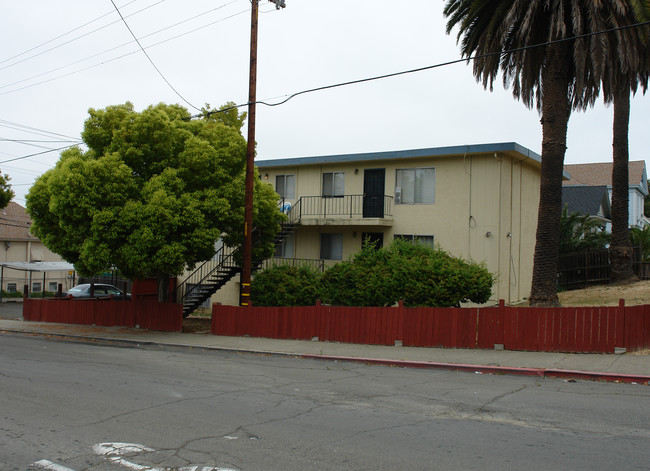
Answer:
[1,317,649,384]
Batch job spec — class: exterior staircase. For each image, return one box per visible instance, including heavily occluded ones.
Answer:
[176,207,300,317]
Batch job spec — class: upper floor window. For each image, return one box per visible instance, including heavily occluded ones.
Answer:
[275,174,295,200]
[395,168,435,204]
[323,172,344,198]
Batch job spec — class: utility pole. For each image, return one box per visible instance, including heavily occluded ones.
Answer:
[241,0,285,306]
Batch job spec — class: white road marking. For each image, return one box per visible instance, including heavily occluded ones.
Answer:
[32,460,76,471]
[34,442,240,471]
[92,442,155,457]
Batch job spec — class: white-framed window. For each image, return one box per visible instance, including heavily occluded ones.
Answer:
[275,232,295,258]
[32,282,42,293]
[395,168,435,204]
[320,233,343,260]
[6,283,16,293]
[275,174,296,200]
[394,234,434,248]
[323,172,345,198]
[48,282,58,292]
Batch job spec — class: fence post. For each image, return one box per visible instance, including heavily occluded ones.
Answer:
[619,298,628,352]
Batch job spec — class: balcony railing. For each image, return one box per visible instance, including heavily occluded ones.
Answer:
[284,195,393,220]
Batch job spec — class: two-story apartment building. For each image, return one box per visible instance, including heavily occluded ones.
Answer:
[211,142,543,306]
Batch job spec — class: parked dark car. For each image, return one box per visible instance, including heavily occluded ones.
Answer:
[64,283,130,300]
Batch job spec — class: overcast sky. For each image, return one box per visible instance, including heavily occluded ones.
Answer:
[2,0,649,205]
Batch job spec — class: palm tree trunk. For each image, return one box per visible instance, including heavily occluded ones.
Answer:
[529,44,572,307]
[610,86,637,284]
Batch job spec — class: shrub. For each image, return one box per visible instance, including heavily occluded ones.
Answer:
[320,238,494,307]
[251,264,322,306]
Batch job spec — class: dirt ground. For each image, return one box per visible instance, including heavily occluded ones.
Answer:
[558,280,650,307]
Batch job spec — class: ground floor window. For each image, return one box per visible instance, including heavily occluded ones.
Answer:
[48,282,58,292]
[6,283,16,293]
[320,233,343,260]
[275,232,295,258]
[394,234,434,248]
[362,232,384,250]
[32,282,42,293]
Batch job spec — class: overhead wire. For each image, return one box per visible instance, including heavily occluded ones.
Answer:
[0,2,248,98]
[0,0,139,66]
[109,0,202,111]
[0,119,81,141]
[0,0,242,93]
[0,0,166,72]
[195,19,650,119]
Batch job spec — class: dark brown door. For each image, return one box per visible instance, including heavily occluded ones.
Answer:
[363,168,385,218]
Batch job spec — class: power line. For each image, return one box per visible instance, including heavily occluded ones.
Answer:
[0,119,81,140]
[0,0,166,72]
[0,145,78,165]
[194,20,650,119]
[0,1,242,93]
[0,3,248,99]
[0,138,81,144]
[109,0,200,111]
[0,0,139,66]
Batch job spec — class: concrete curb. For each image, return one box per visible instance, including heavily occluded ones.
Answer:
[4,327,650,385]
[306,355,650,384]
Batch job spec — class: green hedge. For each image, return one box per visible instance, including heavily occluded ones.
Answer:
[251,264,322,307]
[252,239,494,307]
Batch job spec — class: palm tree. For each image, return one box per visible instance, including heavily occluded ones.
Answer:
[602,4,650,284]
[444,0,648,306]
[559,205,610,254]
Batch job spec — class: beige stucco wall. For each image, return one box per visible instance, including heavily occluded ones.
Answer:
[209,151,540,306]
[0,240,72,294]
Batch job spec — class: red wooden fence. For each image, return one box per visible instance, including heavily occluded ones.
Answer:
[212,300,650,353]
[23,298,182,332]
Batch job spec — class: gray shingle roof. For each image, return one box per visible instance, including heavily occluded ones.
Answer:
[561,185,611,219]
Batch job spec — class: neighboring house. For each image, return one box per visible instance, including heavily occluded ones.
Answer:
[561,185,611,226]
[210,142,544,306]
[0,202,71,296]
[563,161,649,229]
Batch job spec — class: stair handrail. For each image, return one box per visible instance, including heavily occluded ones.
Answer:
[175,244,240,303]
[175,199,303,307]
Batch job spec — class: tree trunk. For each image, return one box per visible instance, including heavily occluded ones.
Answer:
[610,87,637,284]
[529,44,572,307]
[157,274,170,303]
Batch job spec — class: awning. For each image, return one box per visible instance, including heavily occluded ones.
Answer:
[0,261,75,272]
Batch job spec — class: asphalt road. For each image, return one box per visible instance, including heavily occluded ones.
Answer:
[2,334,650,471]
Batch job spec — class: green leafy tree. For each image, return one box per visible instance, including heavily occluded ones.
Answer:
[251,264,322,306]
[630,226,650,261]
[320,238,494,308]
[27,102,283,301]
[559,205,610,254]
[443,0,648,306]
[201,102,247,131]
[0,171,14,209]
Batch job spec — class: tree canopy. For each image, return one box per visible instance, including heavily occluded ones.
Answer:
[0,171,14,210]
[26,102,283,296]
[444,0,650,306]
